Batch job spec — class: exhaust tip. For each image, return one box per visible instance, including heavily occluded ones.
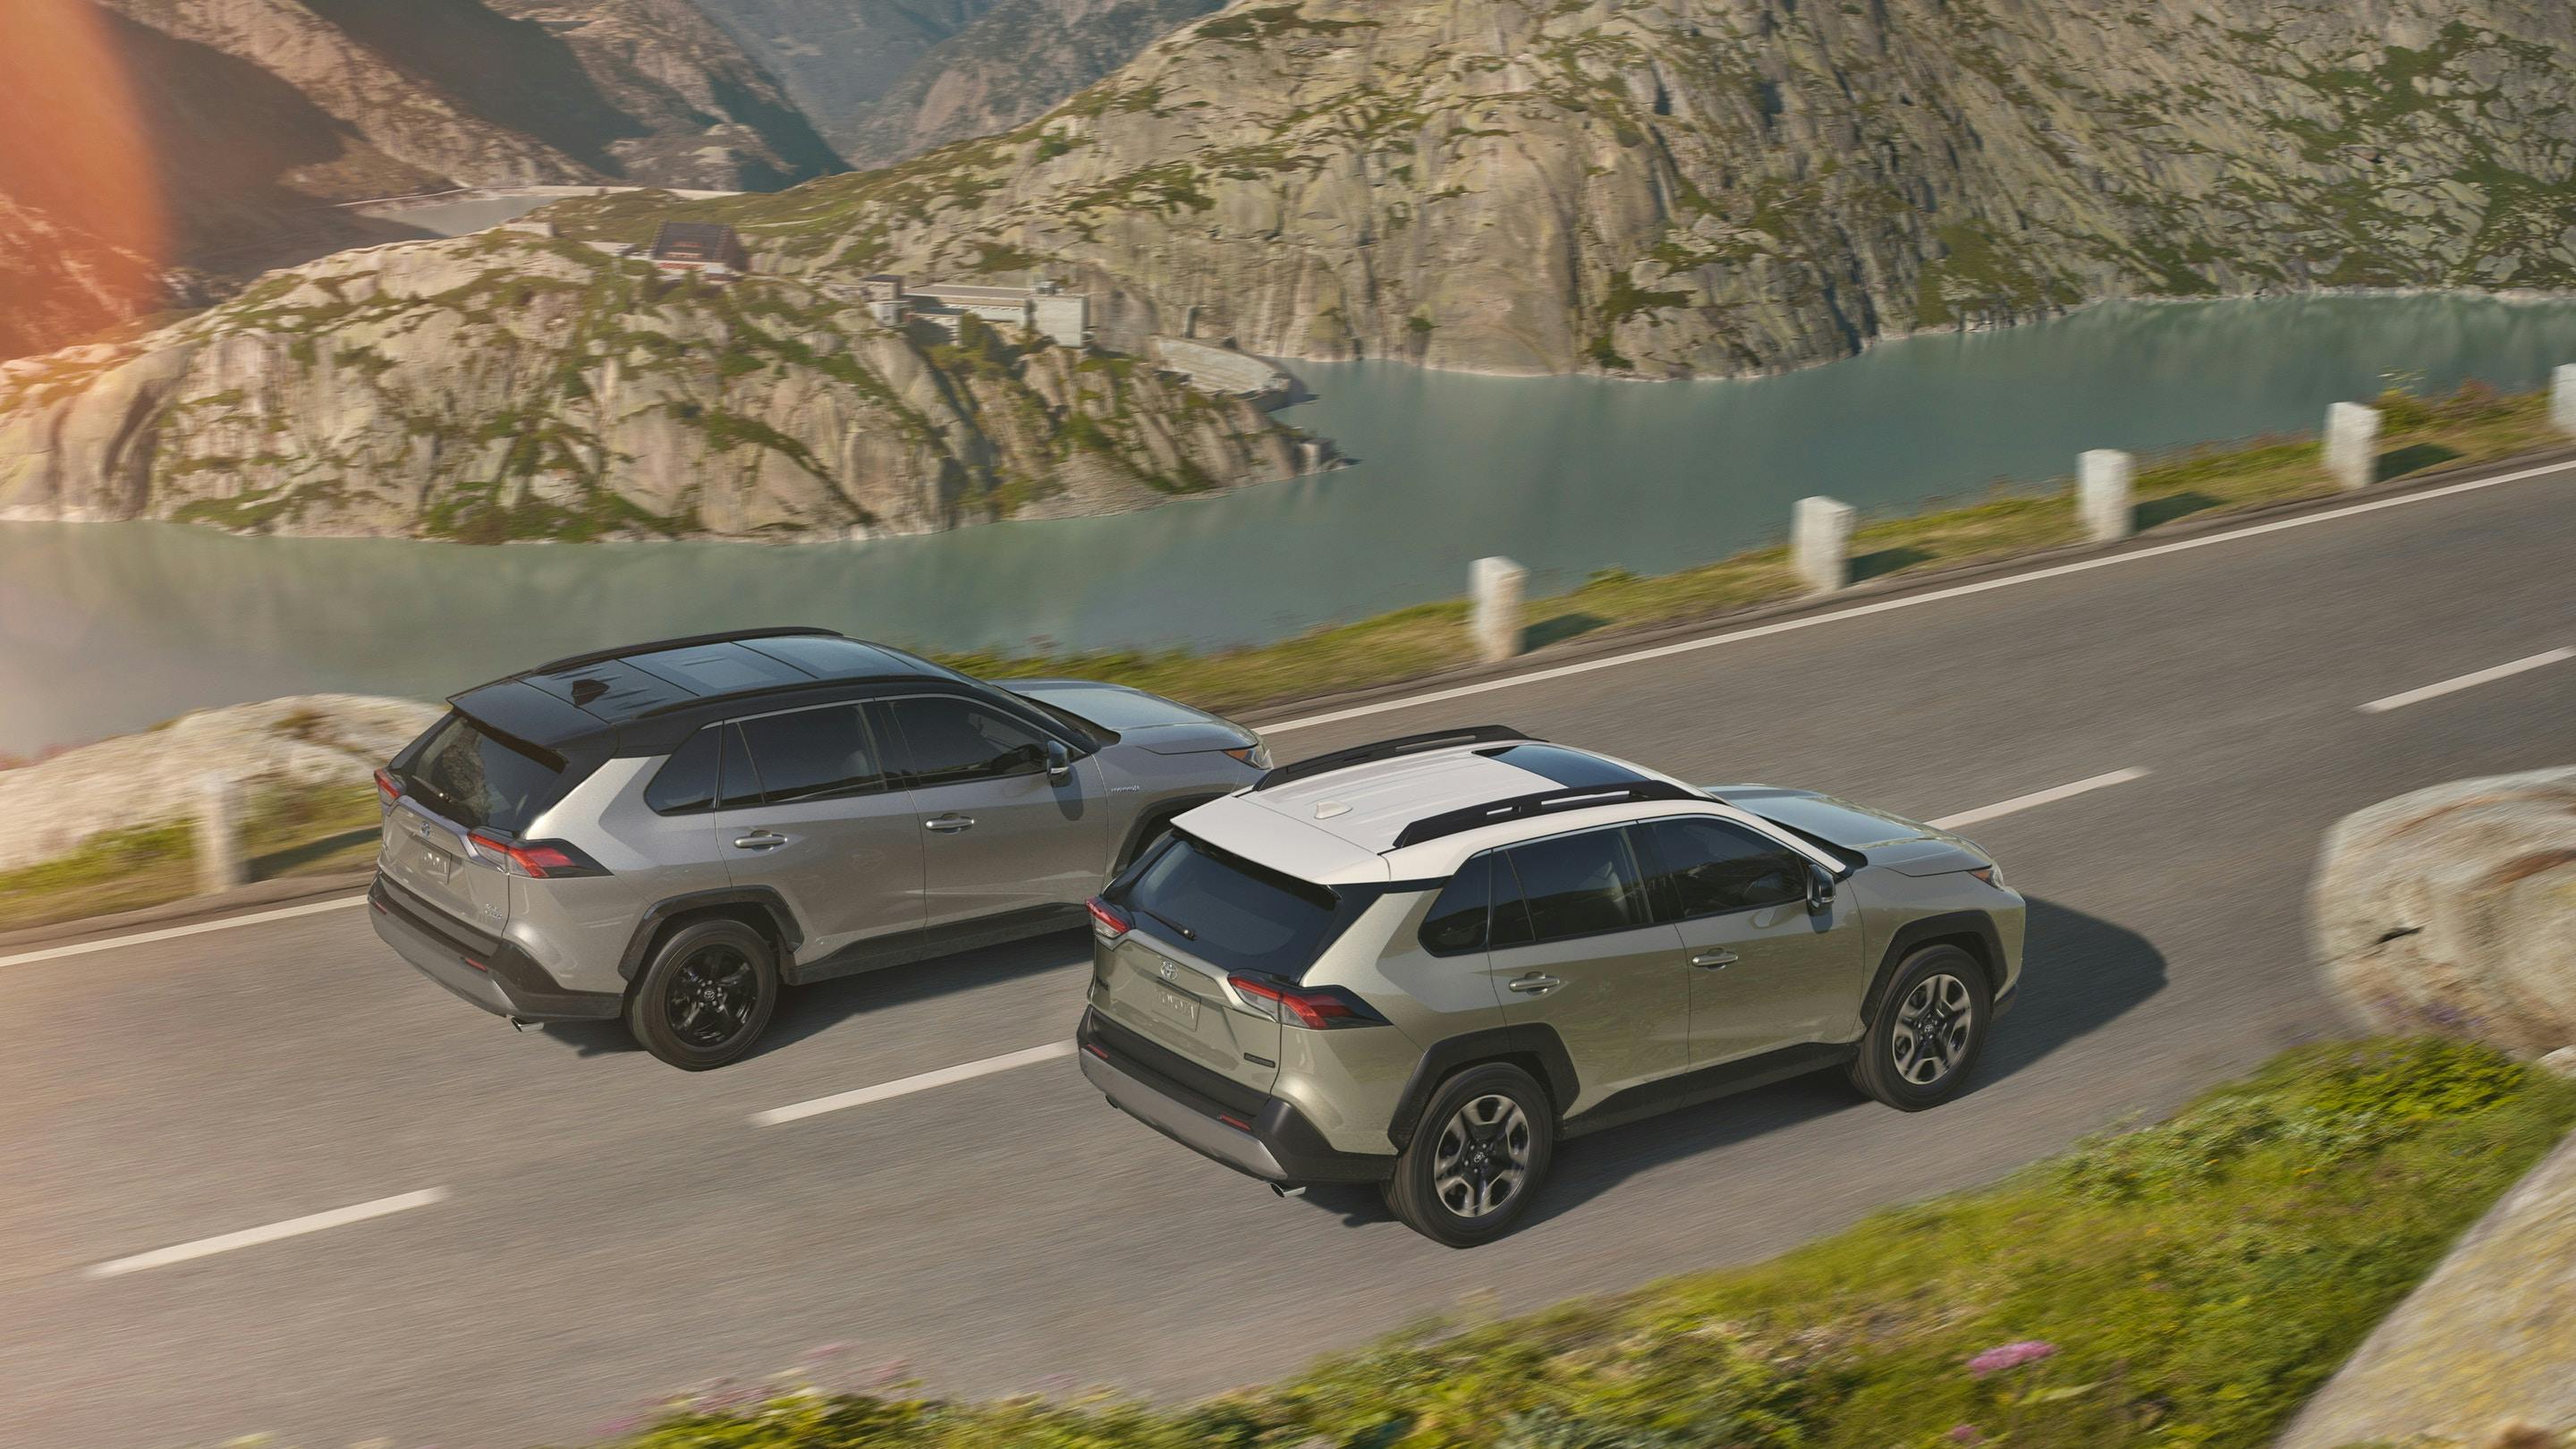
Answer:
[1269,1182,1308,1199]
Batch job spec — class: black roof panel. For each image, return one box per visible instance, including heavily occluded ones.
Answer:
[738,634,936,681]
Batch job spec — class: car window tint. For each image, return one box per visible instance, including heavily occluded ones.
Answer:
[888,695,1049,787]
[1419,854,1492,955]
[733,706,886,804]
[716,723,762,809]
[644,725,722,814]
[1112,835,1358,979]
[1502,828,1651,943]
[404,714,567,833]
[1641,817,1809,919]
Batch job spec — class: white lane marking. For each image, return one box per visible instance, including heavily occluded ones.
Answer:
[2358,647,2574,714]
[750,1040,1077,1127]
[86,1188,449,1279]
[0,894,369,972]
[1260,460,2576,735]
[1928,768,2150,832]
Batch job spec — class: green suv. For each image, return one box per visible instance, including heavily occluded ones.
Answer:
[1076,727,2026,1245]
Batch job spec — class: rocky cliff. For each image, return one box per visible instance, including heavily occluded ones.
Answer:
[0,233,1313,541]
[693,0,1222,168]
[554,0,2576,377]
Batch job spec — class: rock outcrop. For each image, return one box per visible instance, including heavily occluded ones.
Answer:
[2311,767,2576,1058]
[0,695,439,873]
[0,232,1317,541]
[2275,1130,2576,1449]
[554,0,2576,377]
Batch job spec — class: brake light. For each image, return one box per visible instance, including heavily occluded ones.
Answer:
[1087,896,1131,938]
[374,767,402,806]
[1226,974,1381,1030]
[466,832,609,879]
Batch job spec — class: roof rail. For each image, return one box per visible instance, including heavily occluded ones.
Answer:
[1389,780,1702,851]
[528,627,845,677]
[1252,725,1535,792]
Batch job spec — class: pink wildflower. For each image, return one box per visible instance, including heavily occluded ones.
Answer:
[1967,1340,2057,1377]
[1948,1427,1985,1445]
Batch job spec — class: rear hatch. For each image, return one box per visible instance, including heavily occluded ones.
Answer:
[381,712,574,932]
[1090,832,1360,1101]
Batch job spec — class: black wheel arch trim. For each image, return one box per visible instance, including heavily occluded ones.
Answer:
[1860,910,2004,1026]
[1387,1023,1580,1150]
[618,887,804,982]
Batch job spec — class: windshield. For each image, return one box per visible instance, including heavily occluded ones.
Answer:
[1109,833,1371,979]
[398,713,570,834]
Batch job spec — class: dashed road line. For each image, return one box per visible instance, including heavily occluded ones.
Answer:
[750,1041,1078,1127]
[2358,648,2572,714]
[0,894,369,973]
[86,1188,450,1279]
[1928,768,2151,832]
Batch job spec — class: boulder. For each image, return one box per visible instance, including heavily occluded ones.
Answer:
[2275,1131,2576,1447]
[2311,767,2576,1057]
[0,695,439,873]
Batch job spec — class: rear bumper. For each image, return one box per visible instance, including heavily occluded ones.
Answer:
[369,874,622,1024]
[1077,1008,1390,1186]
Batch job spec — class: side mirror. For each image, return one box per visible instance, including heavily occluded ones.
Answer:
[1806,865,1837,915]
[1046,739,1073,784]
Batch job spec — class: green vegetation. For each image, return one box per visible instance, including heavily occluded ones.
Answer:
[0,781,379,933]
[945,378,2562,716]
[586,1038,2572,1448]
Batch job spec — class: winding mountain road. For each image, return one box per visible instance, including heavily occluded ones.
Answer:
[6,459,2572,1448]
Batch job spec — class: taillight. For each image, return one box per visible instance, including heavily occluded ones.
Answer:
[466,833,609,879]
[1226,974,1384,1030]
[1087,896,1131,938]
[374,767,402,806]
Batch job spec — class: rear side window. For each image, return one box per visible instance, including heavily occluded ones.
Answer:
[1496,828,1652,945]
[644,726,722,814]
[731,705,887,805]
[1419,854,1492,955]
[1111,835,1364,979]
[1639,817,1809,919]
[402,713,569,834]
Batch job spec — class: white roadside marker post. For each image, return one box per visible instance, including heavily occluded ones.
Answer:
[2078,449,2135,542]
[1470,555,1528,664]
[2324,401,2380,491]
[1793,496,1856,594]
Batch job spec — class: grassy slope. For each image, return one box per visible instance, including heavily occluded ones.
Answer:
[593,1039,2572,1448]
[0,783,377,933]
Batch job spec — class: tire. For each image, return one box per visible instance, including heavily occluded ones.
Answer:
[1849,944,1993,1110]
[1383,1063,1555,1247]
[625,918,780,1071]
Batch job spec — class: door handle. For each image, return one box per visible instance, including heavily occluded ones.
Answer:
[1690,950,1740,970]
[1506,974,1562,995]
[925,815,977,834]
[732,831,789,851]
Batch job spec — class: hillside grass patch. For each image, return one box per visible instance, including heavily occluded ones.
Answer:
[601,1038,2575,1449]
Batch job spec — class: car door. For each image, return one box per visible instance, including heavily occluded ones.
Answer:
[1635,814,1865,1064]
[709,702,926,962]
[1485,825,1690,1109]
[878,691,1108,928]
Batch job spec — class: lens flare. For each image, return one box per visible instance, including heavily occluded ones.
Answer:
[0,0,168,344]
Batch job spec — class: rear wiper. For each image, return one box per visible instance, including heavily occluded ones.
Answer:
[1140,907,1199,942]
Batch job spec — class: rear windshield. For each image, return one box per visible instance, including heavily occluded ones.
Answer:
[1109,833,1371,979]
[399,713,570,834]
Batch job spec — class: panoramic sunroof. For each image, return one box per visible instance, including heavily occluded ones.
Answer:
[1480,742,1651,789]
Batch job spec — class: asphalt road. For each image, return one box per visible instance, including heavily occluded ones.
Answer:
[6,463,2572,1449]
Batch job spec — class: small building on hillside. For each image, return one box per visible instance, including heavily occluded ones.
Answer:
[646,222,750,279]
[909,280,1090,348]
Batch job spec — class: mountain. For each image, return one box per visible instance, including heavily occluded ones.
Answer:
[692,0,1221,168]
[546,0,2576,377]
[0,232,1313,540]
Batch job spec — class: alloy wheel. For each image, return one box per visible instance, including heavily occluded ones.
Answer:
[1431,1092,1532,1219]
[1891,971,1976,1087]
[667,945,759,1050]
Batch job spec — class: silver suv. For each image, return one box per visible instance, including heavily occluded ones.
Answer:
[1077,727,2026,1245]
[369,628,1269,1068]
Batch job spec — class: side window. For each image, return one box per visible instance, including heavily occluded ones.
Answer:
[730,705,887,805]
[1419,854,1493,955]
[644,725,721,814]
[1499,828,1652,945]
[886,695,1050,788]
[1640,817,1809,920]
